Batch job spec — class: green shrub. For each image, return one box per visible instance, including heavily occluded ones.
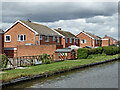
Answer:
[102,46,119,55]
[88,47,103,55]
[77,48,89,59]
[0,54,8,68]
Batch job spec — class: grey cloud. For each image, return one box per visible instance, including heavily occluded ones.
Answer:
[2,2,118,23]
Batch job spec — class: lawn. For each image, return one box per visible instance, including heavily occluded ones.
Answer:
[1,54,119,82]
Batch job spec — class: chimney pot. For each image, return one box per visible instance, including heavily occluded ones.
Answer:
[58,28,61,30]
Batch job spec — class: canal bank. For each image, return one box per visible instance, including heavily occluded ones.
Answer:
[1,54,119,87]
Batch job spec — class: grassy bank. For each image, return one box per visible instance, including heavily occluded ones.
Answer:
[1,54,119,82]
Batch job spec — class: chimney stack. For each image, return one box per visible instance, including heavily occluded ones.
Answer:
[28,19,31,22]
[58,27,61,30]
[105,34,107,37]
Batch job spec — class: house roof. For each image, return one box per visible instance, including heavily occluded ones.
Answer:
[85,32,102,39]
[77,31,102,40]
[54,29,78,38]
[0,29,4,33]
[103,35,117,42]
[19,20,60,36]
[5,20,60,36]
[55,48,73,52]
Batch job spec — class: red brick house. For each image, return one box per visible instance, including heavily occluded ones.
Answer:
[76,31,102,48]
[103,35,118,46]
[53,28,79,48]
[4,20,62,57]
[0,29,4,54]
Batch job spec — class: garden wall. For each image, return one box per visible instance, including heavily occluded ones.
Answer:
[17,44,63,57]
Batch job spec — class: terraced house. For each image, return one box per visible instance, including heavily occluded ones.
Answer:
[53,28,79,48]
[4,20,62,57]
[76,31,102,48]
[0,29,4,54]
[4,20,79,57]
[103,35,118,46]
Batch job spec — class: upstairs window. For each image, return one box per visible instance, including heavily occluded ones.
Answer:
[74,38,75,43]
[17,35,26,41]
[39,35,42,40]
[66,38,68,43]
[81,39,86,44]
[5,35,11,42]
[45,36,49,42]
[70,38,72,43]
[76,39,78,44]
[53,36,55,41]
[57,37,59,43]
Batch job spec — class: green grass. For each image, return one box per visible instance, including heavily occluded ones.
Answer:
[1,54,118,82]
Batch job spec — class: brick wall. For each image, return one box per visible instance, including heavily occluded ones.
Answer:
[104,37,117,45]
[77,33,93,48]
[35,35,62,45]
[102,39,110,47]
[0,33,4,54]
[17,44,63,57]
[4,22,35,48]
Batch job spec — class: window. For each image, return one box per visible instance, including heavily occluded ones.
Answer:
[96,40,97,44]
[57,37,59,43]
[53,36,55,41]
[5,35,11,42]
[81,39,86,44]
[39,35,42,40]
[66,38,68,43]
[76,39,78,44]
[70,38,72,43]
[45,36,49,42]
[74,38,75,43]
[17,35,26,41]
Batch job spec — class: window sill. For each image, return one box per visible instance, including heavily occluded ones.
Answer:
[5,41,11,42]
[17,40,26,42]
[45,41,49,42]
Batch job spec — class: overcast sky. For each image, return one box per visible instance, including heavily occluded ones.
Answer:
[2,2,118,39]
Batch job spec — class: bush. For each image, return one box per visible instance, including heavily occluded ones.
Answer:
[88,47,103,55]
[0,54,8,68]
[44,59,51,64]
[77,48,89,59]
[102,46,119,55]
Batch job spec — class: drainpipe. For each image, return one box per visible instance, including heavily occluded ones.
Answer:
[34,32,35,45]
[93,40,95,48]
[39,34,40,45]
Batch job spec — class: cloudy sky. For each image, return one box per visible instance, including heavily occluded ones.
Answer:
[2,2,118,39]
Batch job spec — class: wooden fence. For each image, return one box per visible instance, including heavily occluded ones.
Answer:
[2,52,77,69]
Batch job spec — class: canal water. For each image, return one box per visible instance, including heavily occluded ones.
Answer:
[4,61,119,88]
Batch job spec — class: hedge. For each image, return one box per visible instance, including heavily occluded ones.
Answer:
[102,46,119,55]
[77,48,89,59]
[77,46,119,59]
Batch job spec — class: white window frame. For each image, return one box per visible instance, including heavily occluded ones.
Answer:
[45,36,49,42]
[74,38,75,43]
[57,37,59,43]
[70,38,72,43]
[39,35,42,40]
[17,35,26,41]
[76,39,78,44]
[81,39,86,44]
[96,40,97,44]
[66,38,68,43]
[5,35,11,42]
[53,36,56,41]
